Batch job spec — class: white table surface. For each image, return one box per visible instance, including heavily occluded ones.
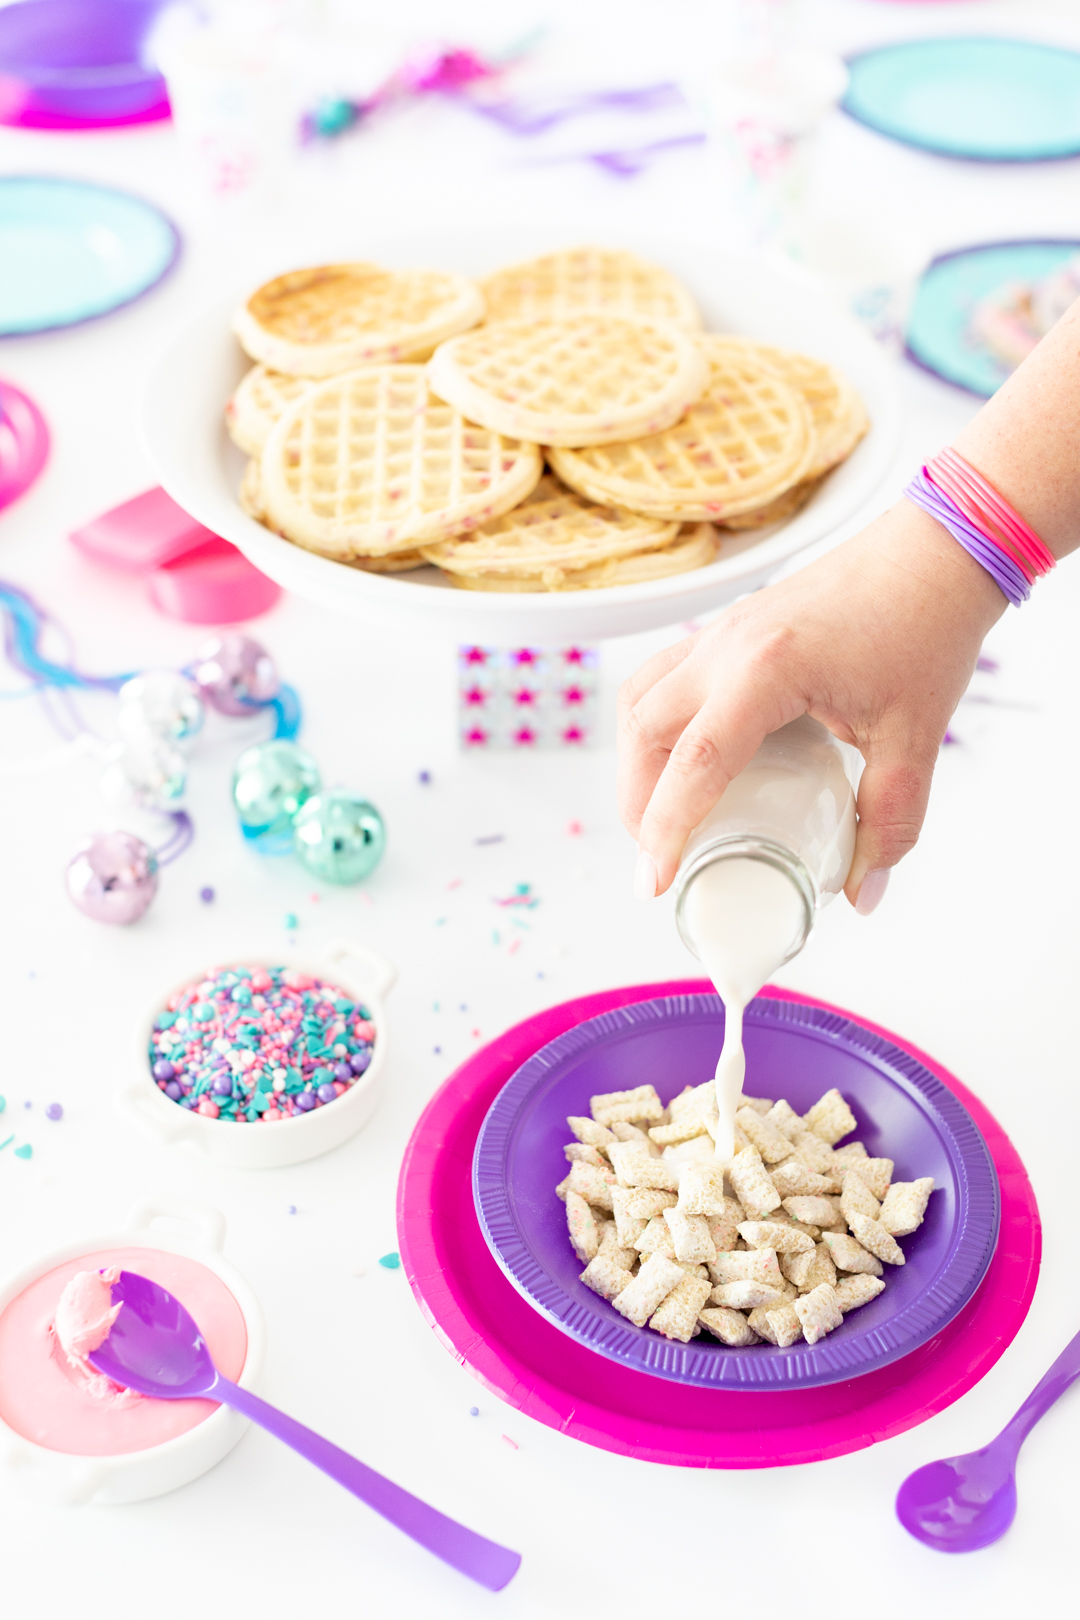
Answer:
[2,2,1080,1614]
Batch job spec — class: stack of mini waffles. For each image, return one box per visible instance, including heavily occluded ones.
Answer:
[226,248,869,592]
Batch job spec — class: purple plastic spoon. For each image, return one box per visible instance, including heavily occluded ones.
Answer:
[896,1327,1080,1551]
[88,1271,521,1591]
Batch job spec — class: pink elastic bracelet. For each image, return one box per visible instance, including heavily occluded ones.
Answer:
[926,447,1056,581]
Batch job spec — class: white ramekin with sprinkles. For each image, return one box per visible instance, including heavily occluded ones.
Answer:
[0,1199,265,1505]
[119,939,395,1169]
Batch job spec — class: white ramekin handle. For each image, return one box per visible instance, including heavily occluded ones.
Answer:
[322,938,396,1000]
[116,1081,198,1145]
[125,1199,227,1253]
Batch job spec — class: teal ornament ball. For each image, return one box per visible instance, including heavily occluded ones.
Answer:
[232,740,321,852]
[292,788,385,884]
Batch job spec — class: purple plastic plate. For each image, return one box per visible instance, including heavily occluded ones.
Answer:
[474,992,1000,1391]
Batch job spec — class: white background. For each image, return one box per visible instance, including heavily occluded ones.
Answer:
[2,2,1080,1615]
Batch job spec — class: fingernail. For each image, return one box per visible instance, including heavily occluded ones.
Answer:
[855,868,890,917]
[633,848,658,901]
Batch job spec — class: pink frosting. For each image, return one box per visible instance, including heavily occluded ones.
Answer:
[0,1247,247,1456]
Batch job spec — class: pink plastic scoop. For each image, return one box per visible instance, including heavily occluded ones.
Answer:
[896,1327,1080,1551]
[89,1271,521,1591]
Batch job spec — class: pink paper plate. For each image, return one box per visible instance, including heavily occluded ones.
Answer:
[397,981,1041,1469]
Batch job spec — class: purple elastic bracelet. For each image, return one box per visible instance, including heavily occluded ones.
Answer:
[904,467,1030,606]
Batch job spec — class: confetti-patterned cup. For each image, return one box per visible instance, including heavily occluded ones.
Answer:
[119,940,395,1169]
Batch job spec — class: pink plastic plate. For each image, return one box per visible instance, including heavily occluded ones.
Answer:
[0,377,48,511]
[397,981,1041,1468]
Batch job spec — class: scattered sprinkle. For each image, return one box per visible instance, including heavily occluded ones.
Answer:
[536,971,545,979]
[14,1144,32,1160]
[378,1252,401,1270]
[433,1001,440,1012]
[0,1095,5,1113]
[283,911,299,930]
[199,886,215,904]
[469,1406,479,1417]
[941,730,959,748]
[309,892,321,903]
[433,1045,442,1054]
[0,1135,12,1151]
[23,1100,31,1109]
[447,878,462,890]
[501,1434,519,1450]
[475,834,505,846]
[459,1003,467,1012]
[435,916,447,926]
[494,883,538,909]
[471,1028,481,1039]
[418,770,432,784]
[288,1204,297,1214]
[45,1103,63,1121]
[492,930,501,945]
[508,939,521,956]
[566,820,583,836]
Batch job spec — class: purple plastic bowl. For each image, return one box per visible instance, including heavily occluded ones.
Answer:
[0,0,169,122]
[473,992,1000,1391]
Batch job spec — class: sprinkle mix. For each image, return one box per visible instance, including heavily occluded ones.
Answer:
[148,965,376,1124]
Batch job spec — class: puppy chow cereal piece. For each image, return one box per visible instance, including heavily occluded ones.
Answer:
[742,1096,774,1115]
[839,1170,881,1227]
[663,1207,717,1264]
[580,1254,636,1302]
[609,1120,660,1152]
[771,1161,836,1198]
[803,1088,858,1145]
[590,1085,664,1126]
[848,1213,906,1265]
[612,1253,684,1327]
[597,1220,639,1272]
[711,1280,788,1311]
[555,1174,571,1202]
[623,1186,678,1218]
[727,1146,782,1218]
[760,1303,804,1348]
[764,1098,805,1142]
[879,1177,935,1236]
[610,1186,648,1248]
[831,1141,868,1165]
[565,1190,601,1262]
[781,1196,838,1229]
[635,1215,678,1259]
[841,1157,893,1201]
[735,1106,795,1164]
[567,1115,617,1148]
[793,1133,838,1178]
[792,1283,844,1345]
[709,1248,782,1286]
[564,1142,608,1168]
[649,1117,708,1148]
[820,1231,883,1276]
[707,1197,745,1253]
[800,1242,838,1293]
[738,1221,814,1255]
[677,1160,727,1215]
[779,1247,815,1288]
[649,1273,712,1342]
[567,1159,617,1211]
[834,1274,886,1313]
[699,1306,760,1347]
[608,1142,679,1191]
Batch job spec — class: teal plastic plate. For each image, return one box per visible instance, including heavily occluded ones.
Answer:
[844,37,1080,161]
[906,240,1080,398]
[0,176,179,336]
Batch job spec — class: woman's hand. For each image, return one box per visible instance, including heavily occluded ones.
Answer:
[617,500,1007,909]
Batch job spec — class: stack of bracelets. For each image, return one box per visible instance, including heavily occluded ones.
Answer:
[905,446,1056,607]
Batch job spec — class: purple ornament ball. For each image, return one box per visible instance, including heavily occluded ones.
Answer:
[66,831,159,925]
[194,635,279,717]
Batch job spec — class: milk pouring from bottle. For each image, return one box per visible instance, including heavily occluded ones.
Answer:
[673,716,859,1158]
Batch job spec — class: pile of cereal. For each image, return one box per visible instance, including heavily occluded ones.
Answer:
[557,1083,935,1348]
[148,965,376,1123]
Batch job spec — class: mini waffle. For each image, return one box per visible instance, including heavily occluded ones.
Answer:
[227,367,313,457]
[480,246,702,329]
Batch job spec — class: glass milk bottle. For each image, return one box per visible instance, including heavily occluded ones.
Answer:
[672,714,859,1157]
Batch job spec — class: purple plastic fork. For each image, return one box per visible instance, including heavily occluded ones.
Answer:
[89,1271,521,1591]
[896,1327,1080,1551]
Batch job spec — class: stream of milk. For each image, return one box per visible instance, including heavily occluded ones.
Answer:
[679,856,807,1160]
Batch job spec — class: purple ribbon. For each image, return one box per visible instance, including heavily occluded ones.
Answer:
[904,467,1030,607]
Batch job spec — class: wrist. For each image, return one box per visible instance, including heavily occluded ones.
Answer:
[874,499,1009,636]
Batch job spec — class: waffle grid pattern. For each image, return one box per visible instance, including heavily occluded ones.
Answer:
[427,315,708,448]
[548,335,815,519]
[480,247,702,330]
[422,485,679,575]
[260,365,541,557]
[227,366,312,457]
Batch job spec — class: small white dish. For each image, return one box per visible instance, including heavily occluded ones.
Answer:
[141,227,902,643]
[0,1199,265,1506]
[118,939,395,1170]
